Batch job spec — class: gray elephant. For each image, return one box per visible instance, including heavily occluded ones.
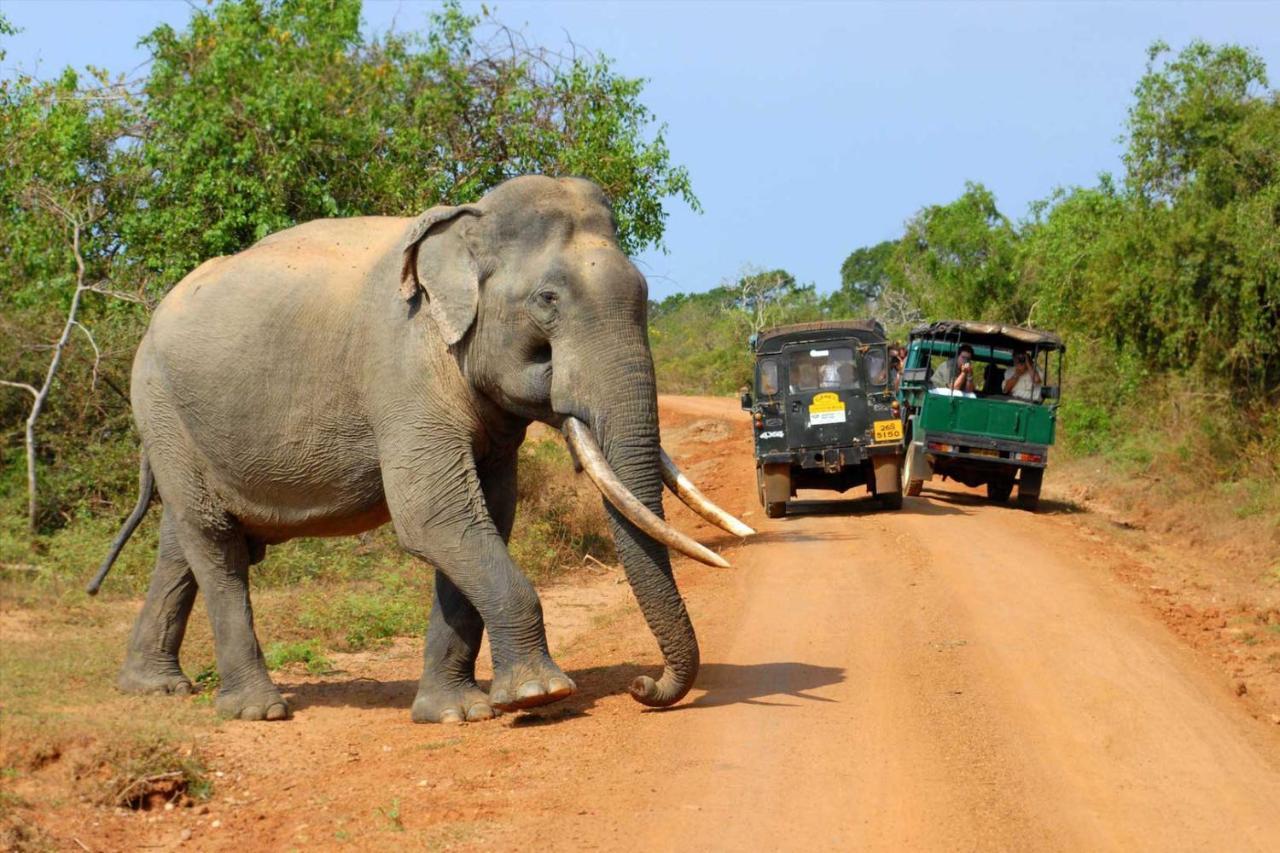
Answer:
[90,176,752,724]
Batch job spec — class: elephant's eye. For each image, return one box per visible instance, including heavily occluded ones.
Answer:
[538,291,558,306]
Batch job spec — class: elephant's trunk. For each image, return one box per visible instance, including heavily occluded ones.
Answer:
[582,351,699,708]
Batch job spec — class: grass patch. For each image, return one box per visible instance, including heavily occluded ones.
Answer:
[264,639,332,674]
[298,570,430,651]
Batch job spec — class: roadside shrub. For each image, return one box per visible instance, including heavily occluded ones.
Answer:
[263,639,332,674]
[510,438,614,579]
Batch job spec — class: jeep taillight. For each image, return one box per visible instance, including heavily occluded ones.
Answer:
[1014,452,1044,463]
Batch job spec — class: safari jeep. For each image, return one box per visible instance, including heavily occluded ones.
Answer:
[742,320,905,518]
[898,320,1065,510]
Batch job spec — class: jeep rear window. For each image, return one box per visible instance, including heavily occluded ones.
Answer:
[789,347,857,392]
[758,359,779,395]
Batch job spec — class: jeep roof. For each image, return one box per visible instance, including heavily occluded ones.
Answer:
[908,320,1065,351]
[752,319,887,355]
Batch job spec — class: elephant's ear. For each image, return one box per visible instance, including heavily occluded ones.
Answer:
[399,204,484,345]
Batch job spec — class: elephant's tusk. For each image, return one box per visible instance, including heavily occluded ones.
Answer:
[659,448,755,538]
[562,417,730,569]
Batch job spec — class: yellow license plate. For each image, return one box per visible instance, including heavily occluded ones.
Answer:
[971,448,1000,458]
[872,419,903,443]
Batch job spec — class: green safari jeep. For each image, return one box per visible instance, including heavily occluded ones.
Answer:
[897,320,1065,510]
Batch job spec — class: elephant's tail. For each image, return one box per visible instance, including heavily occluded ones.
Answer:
[86,453,154,596]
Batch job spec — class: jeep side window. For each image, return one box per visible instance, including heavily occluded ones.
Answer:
[865,347,888,387]
[758,359,779,395]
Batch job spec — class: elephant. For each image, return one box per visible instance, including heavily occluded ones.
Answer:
[89,175,753,724]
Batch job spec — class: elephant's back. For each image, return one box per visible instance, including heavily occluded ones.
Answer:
[158,216,410,317]
[133,217,407,526]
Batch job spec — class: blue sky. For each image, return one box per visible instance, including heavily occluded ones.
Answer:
[4,1,1278,299]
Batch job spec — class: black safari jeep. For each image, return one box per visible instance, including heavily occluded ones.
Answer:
[741,320,905,517]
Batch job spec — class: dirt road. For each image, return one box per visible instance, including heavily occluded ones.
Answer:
[46,396,1280,850]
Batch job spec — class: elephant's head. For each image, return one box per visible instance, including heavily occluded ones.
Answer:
[400,176,752,707]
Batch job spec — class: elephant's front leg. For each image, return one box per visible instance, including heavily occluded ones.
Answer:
[412,451,518,724]
[384,446,574,719]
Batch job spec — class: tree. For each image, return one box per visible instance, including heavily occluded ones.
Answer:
[2,59,146,530]
[121,0,698,286]
[838,240,895,307]
[892,182,1025,322]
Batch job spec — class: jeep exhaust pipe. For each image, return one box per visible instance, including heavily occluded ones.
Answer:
[562,417,731,569]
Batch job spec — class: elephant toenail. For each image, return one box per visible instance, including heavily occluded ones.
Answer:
[265,703,289,721]
[240,705,264,721]
[490,688,512,707]
[516,681,545,701]
[438,708,464,725]
[173,682,192,696]
[547,676,575,696]
[466,704,494,722]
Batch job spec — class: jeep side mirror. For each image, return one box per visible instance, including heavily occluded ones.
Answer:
[1041,385,1059,401]
[740,390,753,411]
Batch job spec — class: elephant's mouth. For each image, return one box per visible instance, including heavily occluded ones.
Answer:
[560,416,753,567]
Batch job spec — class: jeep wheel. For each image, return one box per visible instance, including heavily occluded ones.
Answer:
[901,450,924,497]
[879,490,903,511]
[765,501,787,518]
[1017,467,1043,511]
[986,477,1014,502]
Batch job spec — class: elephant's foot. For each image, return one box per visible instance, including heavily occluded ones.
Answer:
[117,656,193,696]
[412,682,495,725]
[215,682,290,721]
[489,654,575,712]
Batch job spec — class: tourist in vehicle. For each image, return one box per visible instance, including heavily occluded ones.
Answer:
[1003,349,1044,401]
[931,344,975,393]
[820,357,842,388]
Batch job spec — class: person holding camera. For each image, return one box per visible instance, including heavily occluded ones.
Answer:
[931,344,976,394]
[1003,349,1043,401]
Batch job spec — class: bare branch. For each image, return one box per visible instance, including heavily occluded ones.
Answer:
[6,208,93,531]
[0,380,39,399]
[84,281,154,308]
[71,321,101,390]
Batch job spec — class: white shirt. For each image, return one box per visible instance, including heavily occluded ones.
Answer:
[1003,365,1042,401]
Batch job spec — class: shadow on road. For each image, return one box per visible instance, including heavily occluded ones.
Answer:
[782,495,968,518]
[283,660,846,721]
[678,661,846,710]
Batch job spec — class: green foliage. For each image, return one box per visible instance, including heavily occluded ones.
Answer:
[299,570,430,651]
[893,181,1025,322]
[648,268,836,394]
[838,240,895,308]
[263,639,332,674]
[122,0,696,282]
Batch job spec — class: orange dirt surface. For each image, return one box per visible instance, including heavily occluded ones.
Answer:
[11,395,1280,850]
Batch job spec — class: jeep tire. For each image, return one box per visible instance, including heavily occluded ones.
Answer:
[1017,467,1043,511]
[986,476,1015,502]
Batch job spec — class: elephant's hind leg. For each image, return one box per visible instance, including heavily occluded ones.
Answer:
[178,518,289,721]
[412,573,494,724]
[118,507,198,696]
